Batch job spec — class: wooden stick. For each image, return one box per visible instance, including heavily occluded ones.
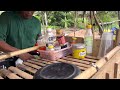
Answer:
[8,66,33,79]
[115,30,120,46]
[27,60,46,67]
[66,56,97,62]
[85,55,100,60]
[105,72,110,79]
[17,64,37,74]
[93,13,103,35]
[105,46,120,61]
[114,62,119,78]
[31,59,52,64]
[0,69,22,79]
[62,57,91,65]
[57,59,91,68]
[0,45,44,61]
[0,76,4,79]
[23,62,41,69]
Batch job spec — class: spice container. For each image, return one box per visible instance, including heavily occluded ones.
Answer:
[72,43,86,59]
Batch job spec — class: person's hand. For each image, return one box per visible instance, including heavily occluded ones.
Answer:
[18,53,35,61]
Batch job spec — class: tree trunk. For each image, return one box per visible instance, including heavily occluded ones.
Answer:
[44,11,48,28]
[65,12,67,29]
[118,11,120,28]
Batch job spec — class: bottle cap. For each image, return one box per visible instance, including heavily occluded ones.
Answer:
[108,29,111,32]
[86,25,92,29]
[48,45,54,49]
[72,37,77,40]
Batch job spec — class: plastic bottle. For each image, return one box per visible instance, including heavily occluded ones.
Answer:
[36,34,46,50]
[84,25,93,55]
[97,29,113,58]
[45,28,56,44]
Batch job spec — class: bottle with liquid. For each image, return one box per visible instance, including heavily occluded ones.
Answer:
[45,28,56,44]
[98,29,113,58]
[36,34,46,50]
[84,25,93,55]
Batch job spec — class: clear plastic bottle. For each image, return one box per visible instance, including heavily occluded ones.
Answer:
[84,25,93,55]
[97,29,113,58]
[45,28,56,44]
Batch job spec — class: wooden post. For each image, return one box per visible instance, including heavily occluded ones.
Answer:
[115,11,120,46]
[118,11,120,28]
[105,72,110,79]
[114,62,119,78]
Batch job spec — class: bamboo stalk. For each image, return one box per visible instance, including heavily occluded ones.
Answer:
[0,69,22,79]
[105,46,120,61]
[0,45,44,61]
[8,66,33,79]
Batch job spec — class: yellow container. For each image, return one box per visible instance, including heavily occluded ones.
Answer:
[72,43,86,59]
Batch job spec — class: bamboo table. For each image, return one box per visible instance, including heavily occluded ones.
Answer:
[0,55,99,79]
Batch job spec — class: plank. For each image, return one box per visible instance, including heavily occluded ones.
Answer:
[0,69,22,79]
[23,62,41,69]
[41,59,59,63]
[62,57,91,65]
[66,56,97,62]
[27,60,46,67]
[17,64,37,74]
[31,59,52,64]
[76,66,87,71]
[57,59,91,68]
[85,55,99,60]
[8,66,33,79]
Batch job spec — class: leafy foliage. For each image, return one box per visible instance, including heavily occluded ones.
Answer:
[34,11,119,30]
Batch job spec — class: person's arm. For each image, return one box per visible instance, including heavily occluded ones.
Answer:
[0,41,19,52]
[0,41,35,60]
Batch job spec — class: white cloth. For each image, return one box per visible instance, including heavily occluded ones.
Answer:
[15,58,23,66]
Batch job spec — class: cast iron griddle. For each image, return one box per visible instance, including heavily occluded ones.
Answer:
[34,62,81,79]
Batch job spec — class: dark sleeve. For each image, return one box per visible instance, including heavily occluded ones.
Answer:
[0,12,9,42]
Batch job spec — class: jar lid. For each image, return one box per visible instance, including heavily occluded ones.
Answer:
[72,43,85,49]
[48,45,54,49]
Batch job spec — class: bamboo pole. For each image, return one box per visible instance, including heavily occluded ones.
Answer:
[105,46,120,61]
[0,45,44,61]
[74,46,120,79]
[8,66,33,79]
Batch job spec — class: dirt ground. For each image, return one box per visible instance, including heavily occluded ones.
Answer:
[64,28,101,39]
